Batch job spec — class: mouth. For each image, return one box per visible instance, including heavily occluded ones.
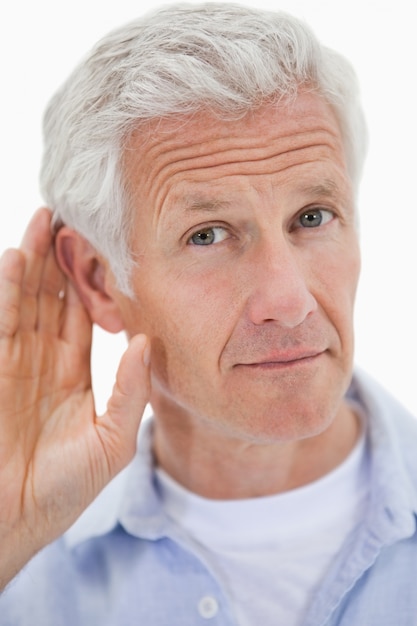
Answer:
[235,350,325,370]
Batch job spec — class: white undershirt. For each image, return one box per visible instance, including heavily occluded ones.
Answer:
[155,427,369,626]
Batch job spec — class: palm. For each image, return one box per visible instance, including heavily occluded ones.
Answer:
[0,210,150,585]
[1,331,93,515]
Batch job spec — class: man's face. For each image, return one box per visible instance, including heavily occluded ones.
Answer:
[115,92,360,444]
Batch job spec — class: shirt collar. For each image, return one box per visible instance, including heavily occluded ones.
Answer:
[64,417,167,549]
[348,369,417,540]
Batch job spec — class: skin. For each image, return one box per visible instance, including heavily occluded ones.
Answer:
[0,209,150,590]
[57,91,361,499]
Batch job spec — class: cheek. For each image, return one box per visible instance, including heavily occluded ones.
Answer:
[319,240,360,335]
[338,240,361,303]
[131,270,239,384]
[165,274,238,354]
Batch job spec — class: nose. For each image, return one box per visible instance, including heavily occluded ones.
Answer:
[245,237,318,328]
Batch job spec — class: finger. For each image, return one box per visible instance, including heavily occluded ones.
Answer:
[20,208,54,296]
[19,209,54,331]
[97,334,151,476]
[0,249,25,338]
[37,246,67,335]
[20,208,53,258]
[60,280,93,352]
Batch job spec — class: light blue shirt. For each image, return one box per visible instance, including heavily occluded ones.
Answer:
[1,370,417,625]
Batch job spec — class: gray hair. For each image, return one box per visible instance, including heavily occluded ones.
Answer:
[41,2,368,295]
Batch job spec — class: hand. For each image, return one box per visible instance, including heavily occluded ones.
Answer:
[0,209,150,589]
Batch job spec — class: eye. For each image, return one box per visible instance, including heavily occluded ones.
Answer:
[188,226,229,246]
[298,208,334,228]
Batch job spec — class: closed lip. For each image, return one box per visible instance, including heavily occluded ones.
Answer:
[235,349,325,368]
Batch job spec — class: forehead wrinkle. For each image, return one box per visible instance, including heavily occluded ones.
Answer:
[150,139,342,226]
[129,119,340,193]
[147,126,339,177]
[124,93,344,201]
[124,100,346,234]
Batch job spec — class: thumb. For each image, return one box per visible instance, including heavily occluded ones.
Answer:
[97,334,151,477]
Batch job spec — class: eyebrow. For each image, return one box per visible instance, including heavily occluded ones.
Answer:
[181,179,344,213]
[299,179,342,199]
[184,198,234,212]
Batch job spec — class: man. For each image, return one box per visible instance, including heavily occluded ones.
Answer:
[0,3,416,625]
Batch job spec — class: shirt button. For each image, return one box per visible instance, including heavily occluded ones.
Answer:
[198,595,219,619]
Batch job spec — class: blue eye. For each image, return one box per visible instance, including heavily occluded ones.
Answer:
[189,226,228,246]
[299,208,333,228]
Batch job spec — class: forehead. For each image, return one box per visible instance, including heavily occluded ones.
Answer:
[122,92,348,214]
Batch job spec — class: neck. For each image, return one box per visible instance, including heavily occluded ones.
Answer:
[152,401,360,500]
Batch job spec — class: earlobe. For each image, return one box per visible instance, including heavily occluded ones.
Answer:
[55,227,125,333]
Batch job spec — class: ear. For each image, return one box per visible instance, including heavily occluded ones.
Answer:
[55,227,125,333]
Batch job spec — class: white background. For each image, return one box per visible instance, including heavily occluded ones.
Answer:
[1,0,415,415]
